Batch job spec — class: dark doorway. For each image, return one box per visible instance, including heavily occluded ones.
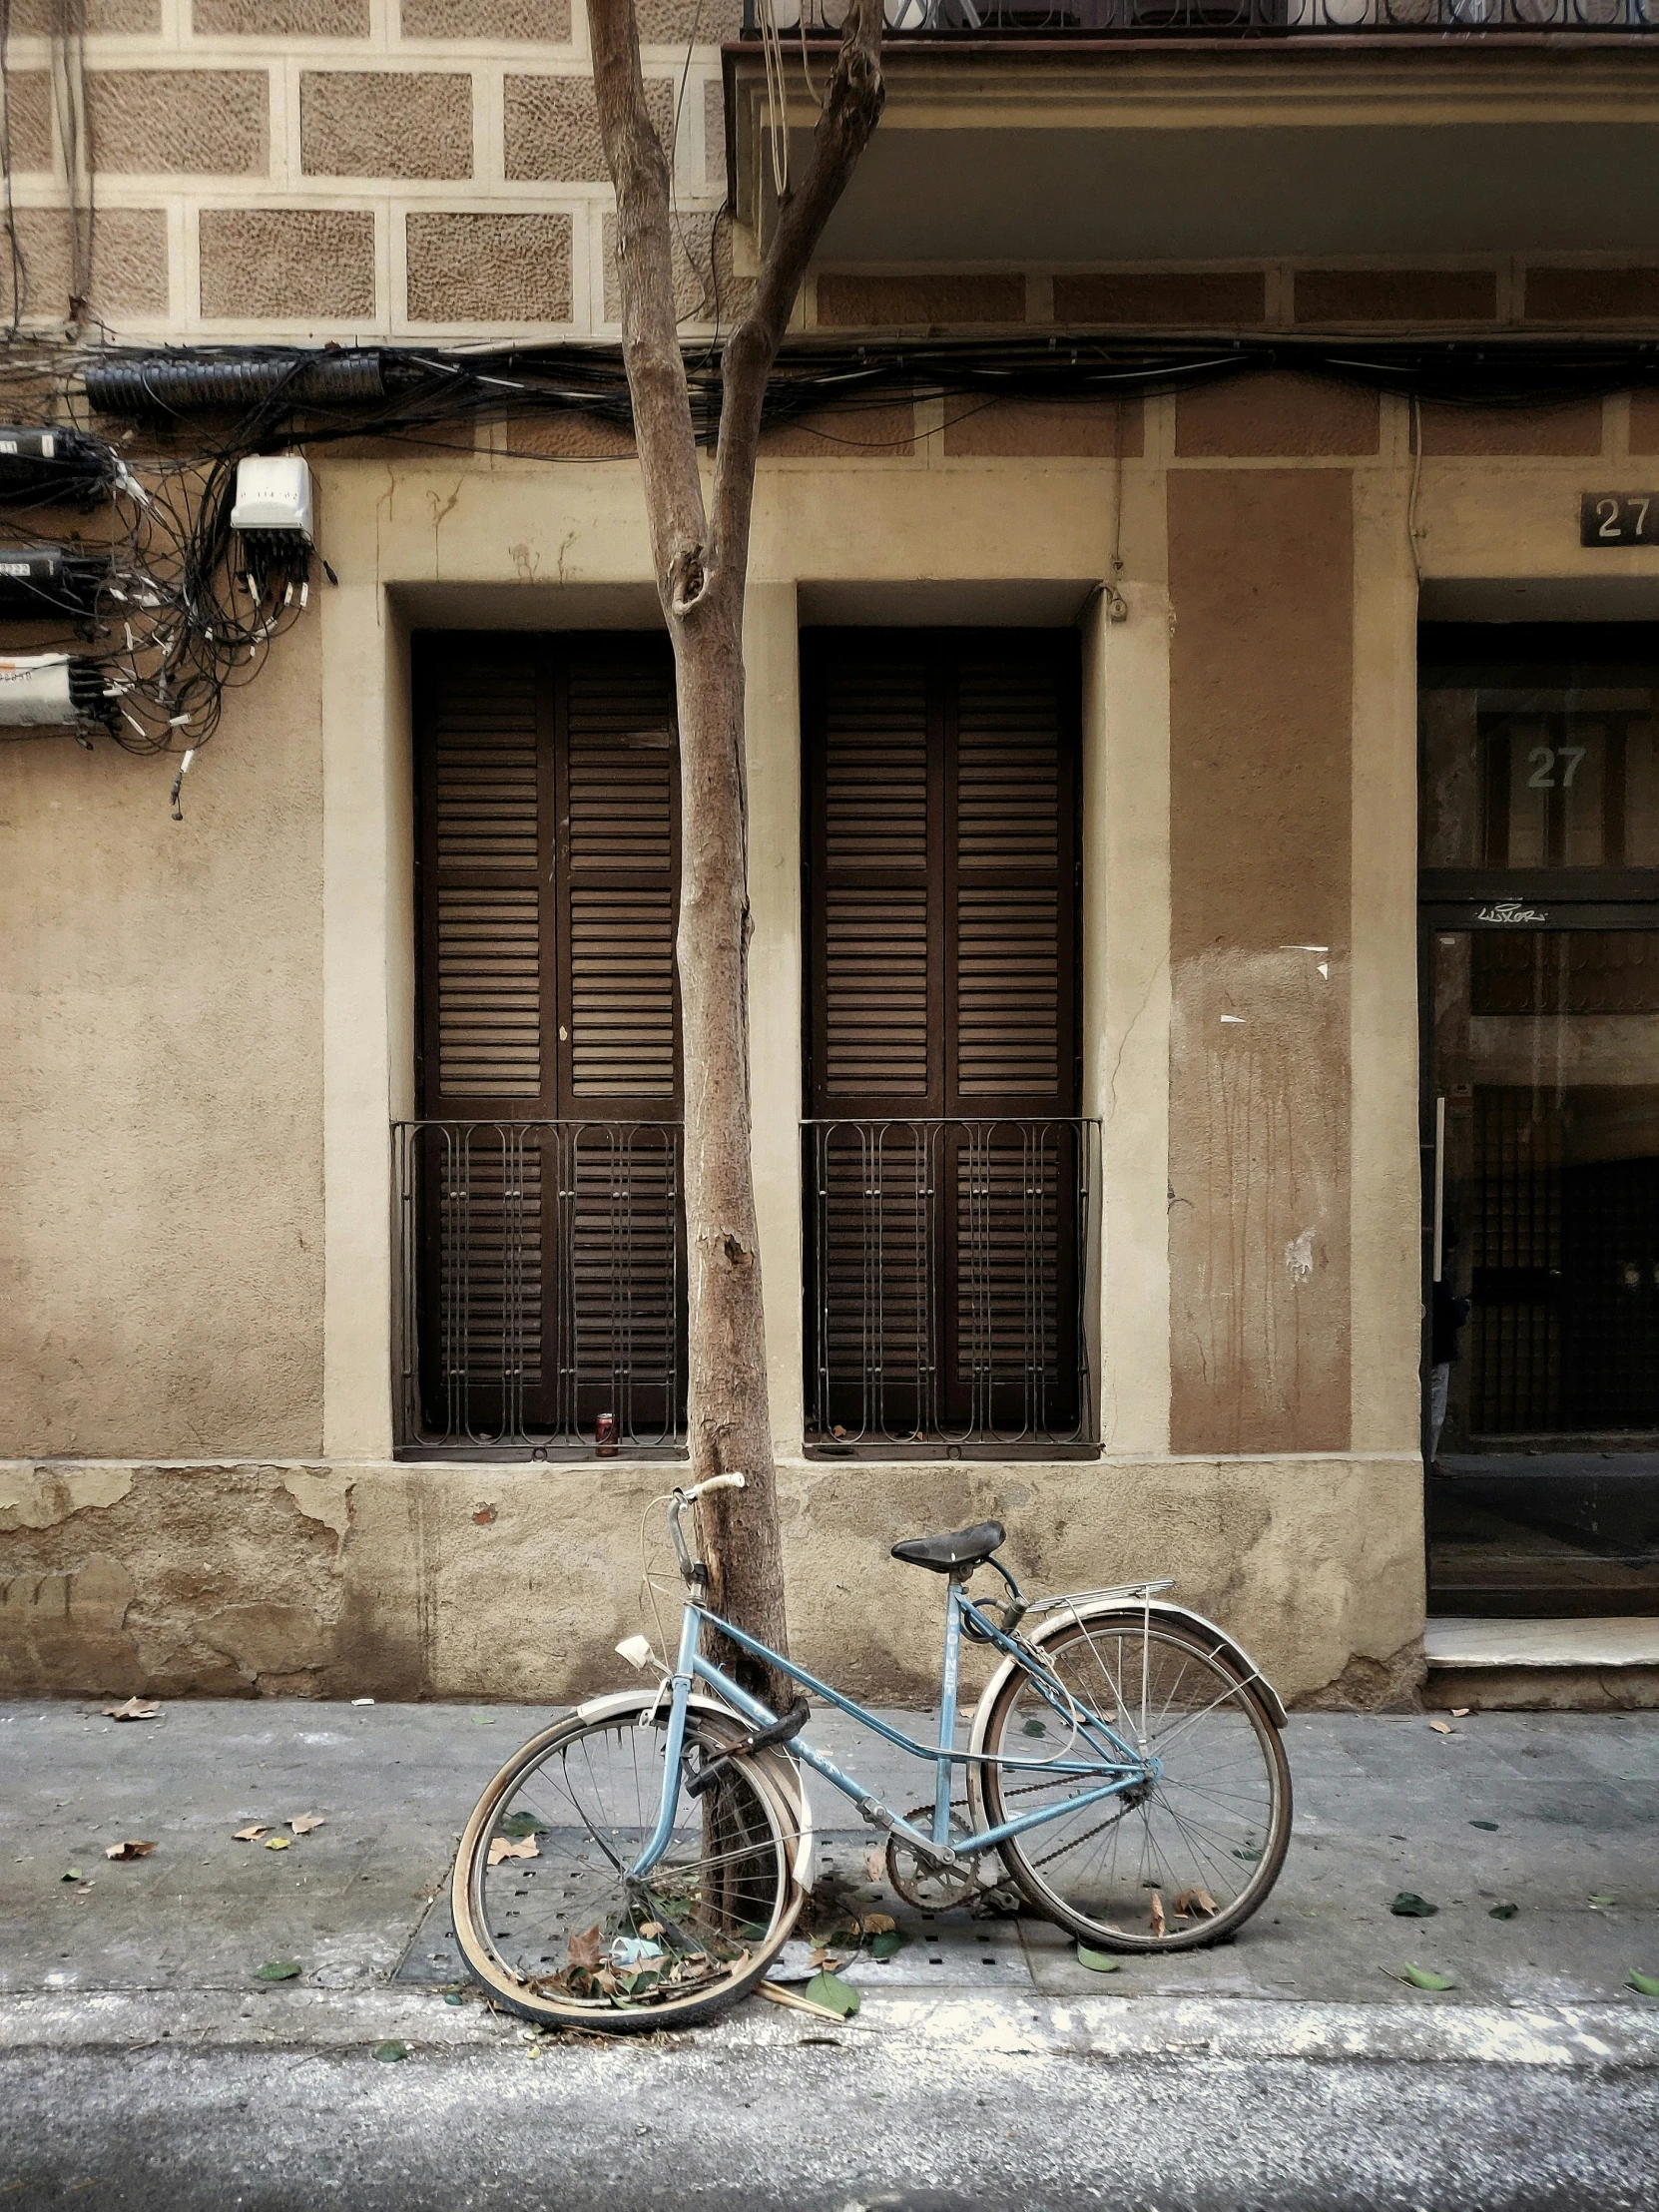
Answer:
[1419,625,1659,1616]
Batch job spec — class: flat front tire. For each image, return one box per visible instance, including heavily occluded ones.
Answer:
[452,1708,802,2030]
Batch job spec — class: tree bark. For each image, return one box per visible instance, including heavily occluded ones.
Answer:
[588,0,883,1700]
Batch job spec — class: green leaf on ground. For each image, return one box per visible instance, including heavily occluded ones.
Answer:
[498,1812,548,1840]
[1022,1719,1047,1737]
[1488,1902,1519,1920]
[1076,1945,1122,1973]
[1400,1965,1456,1990]
[373,2040,410,2062]
[1390,1893,1437,1918]
[804,1970,860,2019]
[1628,1969,1659,1998]
[255,1961,301,1982]
[1588,1894,1618,1907]
[60,1868,83,1884]
[868,1931,906,1959]
[1469,1821,1499,1832]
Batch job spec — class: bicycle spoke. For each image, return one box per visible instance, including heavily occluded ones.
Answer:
[988,1618,1287,1947]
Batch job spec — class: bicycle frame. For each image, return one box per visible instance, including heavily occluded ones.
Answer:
[629,1579,1155,1883]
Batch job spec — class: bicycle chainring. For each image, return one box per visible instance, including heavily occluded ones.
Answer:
[884,1806,983,1912]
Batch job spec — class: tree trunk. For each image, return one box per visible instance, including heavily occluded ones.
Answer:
[589,0,883,1701]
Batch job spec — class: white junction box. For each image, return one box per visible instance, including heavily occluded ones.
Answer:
[231,454,313,541]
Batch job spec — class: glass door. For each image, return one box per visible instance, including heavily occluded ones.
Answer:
[1420,628,1659,1619]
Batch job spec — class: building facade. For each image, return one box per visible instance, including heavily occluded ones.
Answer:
[3,1,1659,1708]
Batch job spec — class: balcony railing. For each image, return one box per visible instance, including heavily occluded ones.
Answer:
[804,1118,1101,1451]
[394,1120,685,1458]
[746,0,1658,33]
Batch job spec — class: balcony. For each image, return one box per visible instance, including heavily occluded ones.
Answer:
[727,6,1659,271]
[394,1121,686,1459]
[747,0,1659,30]
[804,1118,1101,1453]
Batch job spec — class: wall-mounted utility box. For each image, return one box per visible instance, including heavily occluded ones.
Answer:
[0,652,109,727]
[0,546,109,617]
[0,426,116,509]
[231,455,313,541]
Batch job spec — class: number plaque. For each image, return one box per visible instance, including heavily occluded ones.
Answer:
[1581,493,1659,546]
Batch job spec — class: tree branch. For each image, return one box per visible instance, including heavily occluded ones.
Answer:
[710,0,885,581]
[588,0,710,617]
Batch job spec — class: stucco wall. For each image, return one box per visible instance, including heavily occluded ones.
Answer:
[0,616,326,1458]
[9,377,1659,1701]
[0,1452,1423,1709]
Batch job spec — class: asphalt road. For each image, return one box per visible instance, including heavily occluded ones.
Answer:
[5,2034,1658,2212]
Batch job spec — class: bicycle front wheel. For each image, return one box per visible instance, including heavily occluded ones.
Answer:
[452,1706,802,2030]
[981,1611,1292,1952]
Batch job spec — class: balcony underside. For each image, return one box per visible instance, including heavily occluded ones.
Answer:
[728,45,1659,268]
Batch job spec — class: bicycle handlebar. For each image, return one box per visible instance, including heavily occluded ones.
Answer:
[681,1472,747,1501]
[667,1472,747,1585]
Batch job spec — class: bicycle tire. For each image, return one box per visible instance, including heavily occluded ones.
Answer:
[452,1705,803,2030]
[980,1609,1292,1952]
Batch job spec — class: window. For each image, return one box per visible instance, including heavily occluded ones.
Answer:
[402,633,685,1452]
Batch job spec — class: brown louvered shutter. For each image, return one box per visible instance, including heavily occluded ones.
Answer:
[556,645,683,1434]
[806,632,1077,1118]
[805,631,1079,1438]
[421,643,551,1113]
[558,646,680,1112]
[413,634,682,1445]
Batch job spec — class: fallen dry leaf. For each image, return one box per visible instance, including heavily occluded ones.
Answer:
[1450,1708,1471,1719]
[1428,1721,1453,1735]
[1149,1892,1167,1938]
[265,1836,291,1852]
[102,1698,161,1721]
[568,1926,604,1970]
[234,1825,270,1843]
[487,1835,539,1867]
[1175,1888,1218,1918]
[287,1815,325,1836]
[860,1912,896,1937]
[103,1841,156,1862]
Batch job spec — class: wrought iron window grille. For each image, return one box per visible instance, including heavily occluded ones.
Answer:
[394,1120,686,1459]
[804,1116,1102,1454]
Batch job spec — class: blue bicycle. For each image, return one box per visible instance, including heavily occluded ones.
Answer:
[453,1474,1293,2029]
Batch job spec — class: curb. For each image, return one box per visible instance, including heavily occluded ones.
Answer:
[4,1987,1659,2069]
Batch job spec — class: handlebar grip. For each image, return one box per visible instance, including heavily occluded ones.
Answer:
[682,1471,746,1502]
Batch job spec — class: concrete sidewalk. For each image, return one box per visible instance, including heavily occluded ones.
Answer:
[7,1700,1659,2209]
[4,1697,1658,2038]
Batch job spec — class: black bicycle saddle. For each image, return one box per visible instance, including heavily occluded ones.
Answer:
[890,1520,1006,1574]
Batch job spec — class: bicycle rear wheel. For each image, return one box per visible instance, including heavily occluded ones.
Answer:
[452,1705,802,2030]
[981,1610,1292,1952]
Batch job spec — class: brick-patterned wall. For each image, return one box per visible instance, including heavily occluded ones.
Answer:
[4,10,1658,346]
[0,0,738,338]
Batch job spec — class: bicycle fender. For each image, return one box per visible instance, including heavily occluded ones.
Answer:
[963,1599,1288,1830]
[574,1685,817,1892]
